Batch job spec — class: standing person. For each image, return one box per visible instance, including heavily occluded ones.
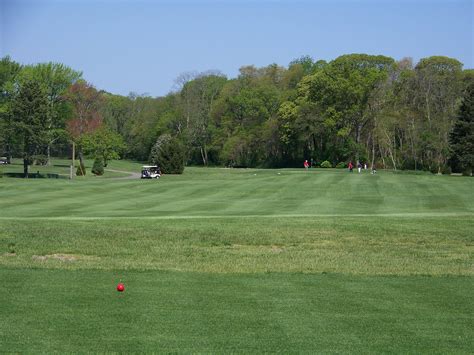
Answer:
[348,161,353,172]
[358,162,362,173]
[304,160,309,170]
[364,163,367,170]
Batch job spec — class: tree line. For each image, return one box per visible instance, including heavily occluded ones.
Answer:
[1,54,473,176]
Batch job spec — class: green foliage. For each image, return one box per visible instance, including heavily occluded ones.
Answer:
[0,57,22,151]
[91,157,104,176]
[80,127,125,167]
[33,155,48,166]
[440,165,452,175]
[415,56,462,73]
[11,78,50,176]
[277,101,298,145]
[100,94,130,136]
[149,134,185,174]
[450,82,474,174]
[336,161,346,168]
[320,160,332,168]
[0,56,22,121]
[17,62,81,163]
[180,73,227,165]
[301,55,394,160]
[288,55,319,75]
[1,54,472,175]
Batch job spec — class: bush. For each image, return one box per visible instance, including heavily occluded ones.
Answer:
[320,160,332,168]
[91,158,104,176]
[429,165,439,174]
[335,162,346,169]
[462,168,472,176]
[441,165,452,175]
[33,155,48,166]
[76,163,86,176]
[149,134,186,174]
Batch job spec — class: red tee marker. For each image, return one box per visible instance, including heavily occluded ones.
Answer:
[117,283,125,292]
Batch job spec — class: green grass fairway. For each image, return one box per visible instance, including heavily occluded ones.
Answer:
[2,270,471,353]
[1,164,473,352]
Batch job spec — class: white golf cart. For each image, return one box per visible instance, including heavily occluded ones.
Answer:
[141,165,161,179]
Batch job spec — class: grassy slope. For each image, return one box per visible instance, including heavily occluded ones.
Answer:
[0,165,473,352]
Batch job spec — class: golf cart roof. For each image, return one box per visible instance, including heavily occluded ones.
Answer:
[142,165,158,168]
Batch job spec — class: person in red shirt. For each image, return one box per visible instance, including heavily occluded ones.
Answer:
[304,160,309,170]
[348,161,353,172]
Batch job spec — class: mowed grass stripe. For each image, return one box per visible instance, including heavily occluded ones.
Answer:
[1,168,473,218]
[1,269,472,353]
[1,212,474,219]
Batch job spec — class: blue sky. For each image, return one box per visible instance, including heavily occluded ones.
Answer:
[1,0,473,97]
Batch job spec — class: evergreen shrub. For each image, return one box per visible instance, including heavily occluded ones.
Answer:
[150,134,186,174]
[92,158,104,176]
[336,162,346,169]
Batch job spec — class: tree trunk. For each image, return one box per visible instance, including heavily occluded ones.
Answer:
[425,93,432,129]
[383,130,397,170]
[371,132,376,170]
[78,150,85,175]
[6,143,12,164]
[355,123,362,164]
[410,116,417,170]
[200,146,208,166]
[380,147,386,169]
[47,144,51,166]
[23,158,29,178]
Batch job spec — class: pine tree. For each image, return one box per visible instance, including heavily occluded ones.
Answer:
[149,134,185,174]
[450,83,474,175]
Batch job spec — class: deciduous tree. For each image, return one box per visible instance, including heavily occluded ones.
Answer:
[65,81,104,173]
[11,79,49,177]
[0,56,22,162]
[20,63,81,164]
[80,127,125,167]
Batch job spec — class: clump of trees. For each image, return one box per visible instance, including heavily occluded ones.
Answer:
[1,54,473,177]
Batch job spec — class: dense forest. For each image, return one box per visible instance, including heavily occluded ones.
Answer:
[1,54,473,175]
